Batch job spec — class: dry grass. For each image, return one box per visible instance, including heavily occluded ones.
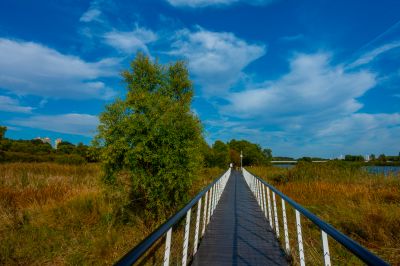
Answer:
[250,162,400,265]
[0,163,223,265]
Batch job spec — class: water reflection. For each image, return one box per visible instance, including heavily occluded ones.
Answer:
[364,166,400,175]
[272,164,295,169]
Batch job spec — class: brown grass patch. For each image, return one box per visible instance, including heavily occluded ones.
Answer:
[251,163,400,265]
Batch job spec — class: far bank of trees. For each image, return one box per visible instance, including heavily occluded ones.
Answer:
[202,139,272,168]
[344,153,400,165]
[0,127,99,164]
[0,124,272,169]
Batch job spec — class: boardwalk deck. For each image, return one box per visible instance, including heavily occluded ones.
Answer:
[191,170,288,266]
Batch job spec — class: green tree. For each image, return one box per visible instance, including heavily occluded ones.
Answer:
[344,155,364,162]
[211,140,230,168]
[378,154,386,162]
[56,141,76,154]
[0,126,6,140]
[263,148,272,160]
[298,156,312,162]
[229,139,270,166]
[94,53,203,219]
[229,149,241,167]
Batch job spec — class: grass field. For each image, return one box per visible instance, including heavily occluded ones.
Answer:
[0,163,223,265]
[250,162,400,265]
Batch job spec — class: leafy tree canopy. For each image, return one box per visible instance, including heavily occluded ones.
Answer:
[202,139,272,167]
[94,53,203,219]
[0,126,6,140]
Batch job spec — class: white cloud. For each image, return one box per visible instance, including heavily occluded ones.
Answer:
[166,0,275,8]
[317,113,400,138]
[206,113,400,157]
[209,52,396,157]
[223,53,376,123]
[0,38,118,99]
[348,41,400,69]
[80,8,101,22]
[80,0,102,23]
[0,96,33,113]
[313,113,400,156]
[9,113,99,136]
[103,27,157,54]
[170,28,265,96]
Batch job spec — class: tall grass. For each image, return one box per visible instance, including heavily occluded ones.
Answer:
[250,162,400,265]
[0,163,223,265]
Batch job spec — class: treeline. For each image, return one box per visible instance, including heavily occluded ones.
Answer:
[1,126,272,167]
[202,139,272,168]
[344,153,400,165]
[0,126,99,164]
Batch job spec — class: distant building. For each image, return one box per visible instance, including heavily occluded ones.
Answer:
[55,138,62,149]
[365,154,370,162]
[35,137,51,145]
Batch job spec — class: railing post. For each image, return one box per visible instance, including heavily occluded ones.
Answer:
[163,228,172,266]
[207,187,213,224]
[282,199,290,253]
[255,179,259,204]
[202,192,208,236]
[262,185,267,218]
[260,182,263,209]
[272,192,280,237]
[296,210,305,266]
[267,187,273,228]
[216,181,220,202]
[255,179,258,203]
[212,184,217,214]
[182,209,191,266]
[194,198,202,255]
[321,230,331,266]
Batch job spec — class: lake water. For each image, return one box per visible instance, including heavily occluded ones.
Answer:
[364,166,400,175]
[273,164,295,169]
[273,164,400,175]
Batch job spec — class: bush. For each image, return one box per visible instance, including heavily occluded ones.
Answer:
[54,154,86,165]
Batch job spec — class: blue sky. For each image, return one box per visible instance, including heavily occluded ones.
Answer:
[0,0,399,158]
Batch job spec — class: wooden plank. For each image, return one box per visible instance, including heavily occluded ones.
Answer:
[192,170,288,266]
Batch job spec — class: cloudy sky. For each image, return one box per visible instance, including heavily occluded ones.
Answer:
[0,0,399,158]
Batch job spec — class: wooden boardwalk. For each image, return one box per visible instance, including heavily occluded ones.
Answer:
[191,170,288,266]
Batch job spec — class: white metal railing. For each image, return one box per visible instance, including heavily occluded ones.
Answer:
[242,168,389,266]
[116,167,231,266]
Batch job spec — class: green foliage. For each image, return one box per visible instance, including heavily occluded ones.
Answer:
[56,141,76,154]
[209,141,230,168]
[201,139,271,167]
[378,154,387,162]
[54,154,86,165]
[229,139,270,166]
[94,53,203,219]
[263,148,272,159]
[298,156,313,162]
[0,126,6,140]
[0,127,97,164]
[272,156,295,161]
[1,139,52,155]
[344,154,365,162]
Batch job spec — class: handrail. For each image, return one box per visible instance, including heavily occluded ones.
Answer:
[115,168,231,266]
[243,168,389,266]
